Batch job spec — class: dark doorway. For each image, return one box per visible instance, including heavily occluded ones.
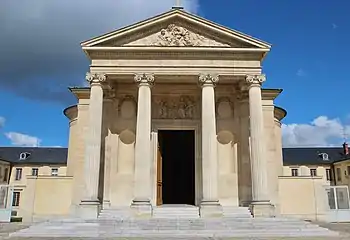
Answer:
[158,130,195,205]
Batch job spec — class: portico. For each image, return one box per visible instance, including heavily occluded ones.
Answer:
[72,8,282,219]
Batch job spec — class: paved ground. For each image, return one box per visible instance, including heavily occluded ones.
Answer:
[0,221,349,239]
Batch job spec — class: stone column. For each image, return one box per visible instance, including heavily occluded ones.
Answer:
[131,73,154,216]
[198,73,222,217]
[245,74,273,217]
[79,72,106,219]
[237,100,252,206]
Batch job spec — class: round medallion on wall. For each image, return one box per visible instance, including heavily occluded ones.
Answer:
[217,98,233,119]
[120,98,136,119]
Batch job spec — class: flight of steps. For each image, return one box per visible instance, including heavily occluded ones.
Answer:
[10,217,342,238]
[9,205,343,238]
[153,204,200,218]
[98,208,133,220]
[98,205,252,219]
[222,206,252,218]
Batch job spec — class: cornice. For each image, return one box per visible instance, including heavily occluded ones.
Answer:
[84,47,266,61]
[274,106,287,121]
[69,87,91,99]
[63,105,78,122]
[261,88,283,100]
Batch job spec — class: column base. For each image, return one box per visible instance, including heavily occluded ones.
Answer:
[79,200,101,219]
[199,200,223,218]
[249,201,275,218]
[130,198,153,217]
[102,200,111,209]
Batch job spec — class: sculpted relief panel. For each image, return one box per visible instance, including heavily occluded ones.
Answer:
[125,24,230,47]
[152,95,200,119]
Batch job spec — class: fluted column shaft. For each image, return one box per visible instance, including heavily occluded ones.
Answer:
[246,74,269,203]
[83,73,106,202]
[132,73,154,205]
[199,74,220,204]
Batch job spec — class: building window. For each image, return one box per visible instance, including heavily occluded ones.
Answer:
[31,168,38,176]
[3,168,8,182]
[310,169,317,177]
[336,168,342,182]
[15,168,22,181]
[326,169,332,181]
[291,168,299,176]
[51,168,58,176]
[12,192,20,207]
[19,152,30,160]
[319,153,329,161]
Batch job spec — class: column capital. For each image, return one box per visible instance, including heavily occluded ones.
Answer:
[245,74,266,87]
[134,73,155,86]
[86,72,107,85]
[198,73,219,87]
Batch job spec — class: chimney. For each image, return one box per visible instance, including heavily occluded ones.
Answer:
[343,142,349,155]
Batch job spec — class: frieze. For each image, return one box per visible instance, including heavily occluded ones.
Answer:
[152,95,200,119]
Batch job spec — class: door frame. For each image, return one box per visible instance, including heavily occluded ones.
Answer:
[151,119,201,206]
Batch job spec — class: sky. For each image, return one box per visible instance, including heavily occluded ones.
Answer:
[0,0,349,148]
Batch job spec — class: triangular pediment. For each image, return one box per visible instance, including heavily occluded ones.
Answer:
[81,9,271,49]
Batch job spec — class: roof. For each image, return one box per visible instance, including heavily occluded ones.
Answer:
[0,147,68,165]
[282,147,346,165]
[0,146,348,166]
[81,8,271,49]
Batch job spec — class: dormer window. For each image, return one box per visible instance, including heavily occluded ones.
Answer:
[19,152,31,160]
[319,152,329,161]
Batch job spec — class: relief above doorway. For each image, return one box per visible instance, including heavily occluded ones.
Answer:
[152,95,200,120]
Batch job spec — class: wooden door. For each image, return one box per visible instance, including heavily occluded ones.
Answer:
[156,144,163,206]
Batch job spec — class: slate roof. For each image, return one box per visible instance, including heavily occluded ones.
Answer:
[0,147,67,165]
[0,146,348,166]
[282,147,346,165]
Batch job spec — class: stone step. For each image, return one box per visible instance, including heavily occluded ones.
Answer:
[10,217,341,238]
[152,204,200,219]
[222,206,252,218]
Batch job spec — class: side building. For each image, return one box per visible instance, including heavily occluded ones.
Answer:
[0,147,70,221]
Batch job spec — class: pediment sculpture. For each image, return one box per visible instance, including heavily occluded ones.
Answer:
[125,24,230,47]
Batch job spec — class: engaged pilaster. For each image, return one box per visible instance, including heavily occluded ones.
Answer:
[245,74,274,217]
[198,73,222,217]
[79,72,106,219]
[131,73,154,217]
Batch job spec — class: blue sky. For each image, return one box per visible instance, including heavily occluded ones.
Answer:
[0,0,349,147]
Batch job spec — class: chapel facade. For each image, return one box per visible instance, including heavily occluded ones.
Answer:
[62,8,288,219]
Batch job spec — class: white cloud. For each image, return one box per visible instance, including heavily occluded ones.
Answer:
[332,23,338,29]
[0,116,5,128]
[296,68,306,77]
[282,116,350,147]
[4,132,41,147]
